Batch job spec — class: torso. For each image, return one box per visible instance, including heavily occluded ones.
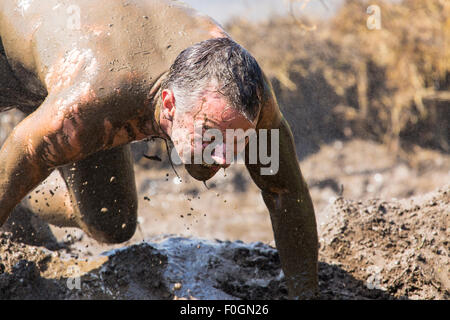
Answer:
[0,0,228,121]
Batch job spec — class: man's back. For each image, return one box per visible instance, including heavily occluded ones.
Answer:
[0,0,227,105]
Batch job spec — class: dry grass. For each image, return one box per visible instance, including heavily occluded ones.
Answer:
[228,0,449,154]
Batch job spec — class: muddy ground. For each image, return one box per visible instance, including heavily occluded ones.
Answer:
[0,187,448,300]
[0,137,448,300]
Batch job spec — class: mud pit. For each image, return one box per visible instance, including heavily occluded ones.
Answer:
[0,186,448,300]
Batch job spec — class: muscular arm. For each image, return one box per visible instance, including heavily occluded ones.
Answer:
[0,92,84,224]
[0,122,50,225]
[0,82,143,225]
[246,88,319,299]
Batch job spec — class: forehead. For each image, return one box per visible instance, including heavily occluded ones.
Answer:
[191,91,256,130]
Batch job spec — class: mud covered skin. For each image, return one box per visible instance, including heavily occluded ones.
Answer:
[162,88,257,181]
[247,90,319,298]
[0,0,228,228]
[0,0,318,298]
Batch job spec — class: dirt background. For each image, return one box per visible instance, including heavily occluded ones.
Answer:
[0,0,449,300]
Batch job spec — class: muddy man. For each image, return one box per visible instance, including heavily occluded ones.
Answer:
[0,0,318,298]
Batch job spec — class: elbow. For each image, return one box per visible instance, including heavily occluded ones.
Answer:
[23,134,60,171]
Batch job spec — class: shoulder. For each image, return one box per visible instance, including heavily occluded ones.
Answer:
[256,71,282,130]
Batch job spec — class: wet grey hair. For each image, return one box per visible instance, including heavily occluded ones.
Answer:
[161,37,265,121]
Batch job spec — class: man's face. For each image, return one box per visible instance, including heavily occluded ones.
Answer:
[161,89,256,181]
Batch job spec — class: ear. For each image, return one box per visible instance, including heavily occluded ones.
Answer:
[162,89,176,120]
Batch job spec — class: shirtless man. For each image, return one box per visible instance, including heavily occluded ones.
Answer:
[0,0,318,299]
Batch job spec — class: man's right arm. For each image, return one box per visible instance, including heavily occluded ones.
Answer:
[0,93,77,224]
[0,84,119,225]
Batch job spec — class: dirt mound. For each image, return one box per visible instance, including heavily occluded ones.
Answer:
[1,186,447,300]
[320,186,449,300]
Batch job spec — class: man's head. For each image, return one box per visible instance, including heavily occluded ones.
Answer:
[160,37,265,181]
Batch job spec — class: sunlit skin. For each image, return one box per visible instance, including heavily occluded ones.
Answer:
[160,88,257,180]
[0,0,319,299]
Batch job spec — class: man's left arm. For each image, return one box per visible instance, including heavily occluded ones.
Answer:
[245,87,319,299]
